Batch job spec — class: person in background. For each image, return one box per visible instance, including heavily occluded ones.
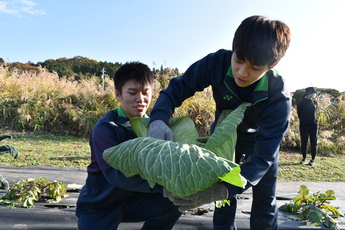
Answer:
[297,87,318,166]
[76,62,181,230]
[148,15,291,230]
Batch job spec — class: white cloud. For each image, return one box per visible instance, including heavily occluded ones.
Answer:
[20,0,45,15]
[0,0,45,16]
[0,1,20,14]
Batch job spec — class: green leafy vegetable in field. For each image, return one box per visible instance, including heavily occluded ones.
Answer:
[103,102,250,197]
[0,177,67,208]
[279,185,344,230]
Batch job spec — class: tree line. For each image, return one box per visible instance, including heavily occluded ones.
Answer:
[0,56,181,82]
[1,56,122,81]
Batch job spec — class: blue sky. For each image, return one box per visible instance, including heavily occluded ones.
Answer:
[1,0,345,92]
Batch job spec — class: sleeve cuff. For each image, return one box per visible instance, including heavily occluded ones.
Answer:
[225,183,245,200]
[149,110,170,124]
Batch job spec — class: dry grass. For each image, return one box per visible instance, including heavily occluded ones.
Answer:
[174,87,215,137]
[0,65,118,137]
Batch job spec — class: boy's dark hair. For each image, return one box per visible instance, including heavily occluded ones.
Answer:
[114,61,154,94]
[232,15,291,67]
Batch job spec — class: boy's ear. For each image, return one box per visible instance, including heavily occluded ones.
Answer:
[115,90,122,101]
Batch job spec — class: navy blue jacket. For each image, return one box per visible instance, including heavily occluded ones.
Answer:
[150,49,291,198]
[77,108,161,213]
[87,107,159,191]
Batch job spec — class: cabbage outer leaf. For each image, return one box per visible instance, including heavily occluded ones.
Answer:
[204,103,251,161]
[103,137,243,197]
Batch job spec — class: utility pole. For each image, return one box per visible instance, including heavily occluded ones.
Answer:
[101,68,105,91]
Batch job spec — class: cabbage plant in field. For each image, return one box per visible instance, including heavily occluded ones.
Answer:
[103,103,251,197]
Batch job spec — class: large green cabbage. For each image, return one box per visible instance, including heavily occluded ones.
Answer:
[103,102,251,197]
[103,137,239,197]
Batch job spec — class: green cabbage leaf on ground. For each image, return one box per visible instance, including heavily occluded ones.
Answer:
[103,102,251,197]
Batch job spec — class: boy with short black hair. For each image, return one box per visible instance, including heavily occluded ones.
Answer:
[149,15,291,230]
[76,61,181,230]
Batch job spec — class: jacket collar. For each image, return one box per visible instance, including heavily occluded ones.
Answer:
[225,66,268,105]
[114,106,149,120]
